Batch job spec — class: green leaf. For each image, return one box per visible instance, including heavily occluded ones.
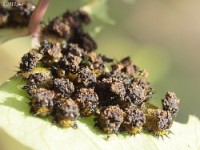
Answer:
[0,77,200,150]
[132,46,171,84]
[121,0,136,4]
[0,35,32,59]
[82,0,115,24]
[0,36,32,85]
[0,28,28,45]
[81,0,136,24]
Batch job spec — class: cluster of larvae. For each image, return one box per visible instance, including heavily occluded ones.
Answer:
[0,0,35,27]
[16,8,180,136]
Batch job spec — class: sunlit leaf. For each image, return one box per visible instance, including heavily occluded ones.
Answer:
[0,28,28,45]
[0,35,32,57]
[0,77,200,150]
[0,35,32,85]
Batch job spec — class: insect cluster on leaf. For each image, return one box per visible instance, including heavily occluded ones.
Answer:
[16,1,180,137]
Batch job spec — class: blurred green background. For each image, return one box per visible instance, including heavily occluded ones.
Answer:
[0,0,200,149]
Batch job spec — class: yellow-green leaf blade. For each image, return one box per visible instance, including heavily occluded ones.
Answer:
[0,77,200,150]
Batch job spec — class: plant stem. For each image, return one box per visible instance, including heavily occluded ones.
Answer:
[28,0,50,38]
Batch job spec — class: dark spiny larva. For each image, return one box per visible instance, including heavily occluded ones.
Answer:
[75,88,99,116]
[162,92,180,116]
[122,106,146,135]
[96,106,124,134]
[55,98,80,127]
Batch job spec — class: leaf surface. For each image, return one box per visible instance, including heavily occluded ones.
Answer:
[0,28,28,45]
[0,77,200,150]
